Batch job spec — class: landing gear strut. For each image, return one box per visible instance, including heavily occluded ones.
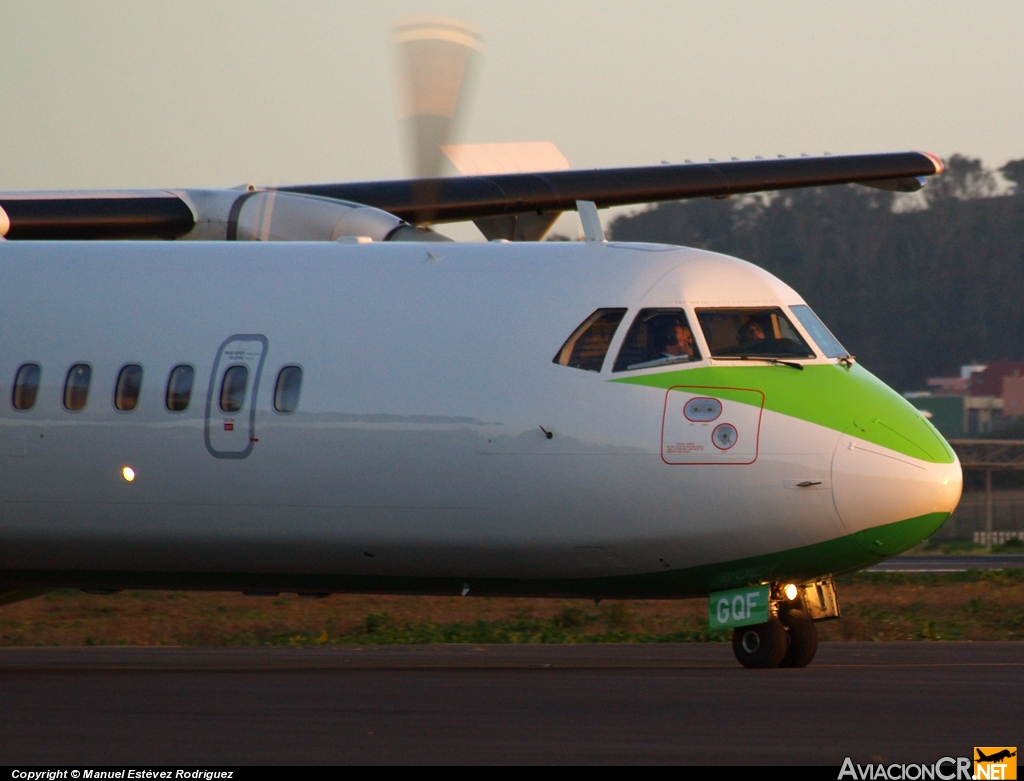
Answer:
[730,579,838,669]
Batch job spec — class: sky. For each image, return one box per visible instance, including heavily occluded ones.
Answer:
[1,0,1022,234]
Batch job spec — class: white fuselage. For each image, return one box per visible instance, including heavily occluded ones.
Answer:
[0,240,961,595]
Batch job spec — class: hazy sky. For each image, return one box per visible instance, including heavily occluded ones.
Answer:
[1,0,1022,194]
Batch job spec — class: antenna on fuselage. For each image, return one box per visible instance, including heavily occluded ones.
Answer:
[576,201,606,243]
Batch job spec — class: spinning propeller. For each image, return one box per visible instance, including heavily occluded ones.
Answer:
[0,17,943,243]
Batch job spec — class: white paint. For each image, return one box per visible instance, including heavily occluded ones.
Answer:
[0,239,961,587]
[831,434,963,535]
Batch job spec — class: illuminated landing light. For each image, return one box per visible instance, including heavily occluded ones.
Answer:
[122,466,136,482]
[784,583,798,601]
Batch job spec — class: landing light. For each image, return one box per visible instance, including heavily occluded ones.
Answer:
[122,466,136,482]
[784,583,798,601]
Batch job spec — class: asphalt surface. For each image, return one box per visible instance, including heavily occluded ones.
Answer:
[867,554,1024,571]
[1,643,1020,765]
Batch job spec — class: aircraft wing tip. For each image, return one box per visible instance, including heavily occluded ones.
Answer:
[923,152,945,175]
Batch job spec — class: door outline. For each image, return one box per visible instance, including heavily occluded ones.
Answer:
[204,334,269,459]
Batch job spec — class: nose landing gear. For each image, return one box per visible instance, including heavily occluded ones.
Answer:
[731,579,838,669]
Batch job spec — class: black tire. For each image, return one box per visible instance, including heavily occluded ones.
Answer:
[779,609,818,668]
[732,617,788,669]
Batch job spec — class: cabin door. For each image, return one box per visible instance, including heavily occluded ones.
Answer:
[204,334,268,459]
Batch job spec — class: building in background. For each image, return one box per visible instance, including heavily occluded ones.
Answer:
[906,362,1024,437]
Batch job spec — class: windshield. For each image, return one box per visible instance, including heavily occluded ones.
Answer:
[612,308,701,372]
[789,304,850,359]
[696,308,814,359]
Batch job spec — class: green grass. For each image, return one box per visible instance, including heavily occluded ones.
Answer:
[1,572,1022,646]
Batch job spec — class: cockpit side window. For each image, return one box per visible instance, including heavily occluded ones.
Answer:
[553,309,627,372]
[612,308,701,372]
[695,308,814,358]
[789,304,850,359]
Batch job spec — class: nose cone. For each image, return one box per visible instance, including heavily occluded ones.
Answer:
[832,423,963,556]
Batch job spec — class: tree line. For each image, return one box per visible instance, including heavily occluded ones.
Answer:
[606,156,1024,392]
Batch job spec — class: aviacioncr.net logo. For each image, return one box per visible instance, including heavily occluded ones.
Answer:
[839,757,973,780]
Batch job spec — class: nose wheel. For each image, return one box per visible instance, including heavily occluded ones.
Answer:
[724,578,837,668]
[778,608,818,668]
[731,610,819,669]
[732,616,789,668]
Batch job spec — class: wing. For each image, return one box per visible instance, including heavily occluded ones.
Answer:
[282,151,942,224]
[0,151,942,241]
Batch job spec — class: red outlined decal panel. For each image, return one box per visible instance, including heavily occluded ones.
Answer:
[662,386,764,465]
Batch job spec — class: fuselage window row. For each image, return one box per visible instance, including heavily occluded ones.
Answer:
[8,362,302,414]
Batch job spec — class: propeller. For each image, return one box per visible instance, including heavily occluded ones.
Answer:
[392,16,482,180]
[391,18,567,240]
[0,14,946,244]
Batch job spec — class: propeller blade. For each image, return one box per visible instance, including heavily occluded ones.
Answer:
[392,16,483,180]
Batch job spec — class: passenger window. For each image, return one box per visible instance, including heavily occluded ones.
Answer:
[12,363,41,411]
[789,304,849,359]
[274,366,303,413]
[114,364,143,412]
[613,309,701,372]
[553,309,627,372]
[696,308,814,359]
[63,364,92,411]
[165,365,195,412]
[220,365,248,413]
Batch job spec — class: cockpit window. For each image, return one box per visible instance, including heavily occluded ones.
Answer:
[789,304,850,359]
[696,308,814,359]
[612,309,701,372]
[553,309,627,372]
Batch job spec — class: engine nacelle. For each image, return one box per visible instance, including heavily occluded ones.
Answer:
[173,189,448,242]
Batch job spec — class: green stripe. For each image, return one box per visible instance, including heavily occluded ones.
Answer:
[613,363,955,464]
[519,511,950,599]
[18,513,948,601]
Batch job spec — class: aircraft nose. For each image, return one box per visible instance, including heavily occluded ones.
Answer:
[831,429,962,556]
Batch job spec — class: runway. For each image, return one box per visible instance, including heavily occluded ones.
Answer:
[867,554,1024,571]
[1,643,1019,765]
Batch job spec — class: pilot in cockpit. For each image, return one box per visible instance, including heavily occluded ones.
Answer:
[737,319,767,345]
[659,318,696,360]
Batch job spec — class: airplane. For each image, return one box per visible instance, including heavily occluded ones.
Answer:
[0,18,962,669]
[976,750,1016,763]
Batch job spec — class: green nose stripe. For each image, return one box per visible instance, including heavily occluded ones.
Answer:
[614,362,955,464]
